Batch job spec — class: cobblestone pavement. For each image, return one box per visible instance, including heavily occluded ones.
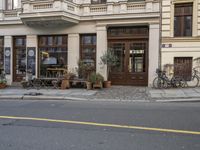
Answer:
[79,86,149,101]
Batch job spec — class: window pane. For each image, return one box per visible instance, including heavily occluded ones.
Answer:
[39,35,68,78]
[80,34,96,70]
[174,16,182,37]
[174,3,193,37]
[184,16,192,36]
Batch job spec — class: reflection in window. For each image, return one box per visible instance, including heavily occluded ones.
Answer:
[109,43,125,72]
[129,43,145,73]
[39,35,68,78]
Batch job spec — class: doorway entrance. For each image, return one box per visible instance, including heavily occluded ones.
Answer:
[13,36,26,82]
[108,41,148,86]
[107,26,149,86]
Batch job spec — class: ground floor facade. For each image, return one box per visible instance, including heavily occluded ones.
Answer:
[0,19,160,87]
[161,38,200,80]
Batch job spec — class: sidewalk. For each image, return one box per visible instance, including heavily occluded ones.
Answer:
[0,86,200,102]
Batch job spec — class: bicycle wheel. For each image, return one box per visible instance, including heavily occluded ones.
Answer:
[186,76,199,88]
[153,77,166,89]
[172,76,187,88]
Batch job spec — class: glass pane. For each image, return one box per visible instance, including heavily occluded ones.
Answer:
[83,36,92,44]
[39,35,68,78]
[55,36,63,46]
[16,48,26,75]
[174,16,182,37]
[184,16,192,36]
[129,43,145,73]
[80,35,96,71]
[109,43,125,72]
[47,36,53,46]
[15,38,26,46]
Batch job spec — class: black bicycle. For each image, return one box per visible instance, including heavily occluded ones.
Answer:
[153,69,186,89]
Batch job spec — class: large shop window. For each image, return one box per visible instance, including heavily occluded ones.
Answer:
[0,37,4,72]
[174,3,193,37]
[80,34,96,68]
[38,35,68,78]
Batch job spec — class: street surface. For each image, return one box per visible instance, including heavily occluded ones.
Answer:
[0,100,199,150]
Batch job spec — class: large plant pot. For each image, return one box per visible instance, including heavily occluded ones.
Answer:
[61,79,70,89]
[0,83,7,89]
[93,82,103,89]
[86,82,92,90]
[103,81,111,88]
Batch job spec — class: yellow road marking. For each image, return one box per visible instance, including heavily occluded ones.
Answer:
[0,115,199,135]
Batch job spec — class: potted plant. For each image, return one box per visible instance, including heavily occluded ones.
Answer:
[0,71,7,89]
[61,70,71,89]
[100,50,118,88]
[89,72,104,89]
[76,60,95,90]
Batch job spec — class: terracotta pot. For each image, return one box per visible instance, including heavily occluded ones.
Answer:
[103,81,111,88]
[93,82,103,89]
[0,83,7,89]
[61,79,70,89]
[86,82,92,90]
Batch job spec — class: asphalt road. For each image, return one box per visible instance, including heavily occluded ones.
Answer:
[0,100,199,150]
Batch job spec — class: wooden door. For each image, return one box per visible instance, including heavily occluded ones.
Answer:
[126,41,148,86]
[13,36,26,82]
[174,57,192,81]
[108,41,148,86]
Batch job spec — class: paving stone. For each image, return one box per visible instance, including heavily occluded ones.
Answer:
[149,93,162,98]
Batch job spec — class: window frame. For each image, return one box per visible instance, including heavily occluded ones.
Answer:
[174,3,193,37]
[38,35,68,78]
[80,34,97,70]
[91,0,107,4]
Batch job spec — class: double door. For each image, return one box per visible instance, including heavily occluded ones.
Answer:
[108,40,148,86]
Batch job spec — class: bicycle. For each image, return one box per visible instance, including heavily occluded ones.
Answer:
[153,69,186,89]
[185,69,199,88]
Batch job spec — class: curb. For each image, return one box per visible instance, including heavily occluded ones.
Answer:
[155,98,200,102]
[0,95,200,102]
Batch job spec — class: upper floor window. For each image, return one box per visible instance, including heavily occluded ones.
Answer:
[5,0,18,10]
[91,0,106,4]
[174,3,193,37]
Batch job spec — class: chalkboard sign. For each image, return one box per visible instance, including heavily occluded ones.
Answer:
[4,47,11,74]
[27,47,36,75]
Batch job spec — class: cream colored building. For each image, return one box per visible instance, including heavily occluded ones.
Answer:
[0,0,160,86]
[161,0,200,80]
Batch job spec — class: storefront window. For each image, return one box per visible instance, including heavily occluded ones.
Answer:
[80,34,96,67]
[38,35,68,78]
[0,37,4,72]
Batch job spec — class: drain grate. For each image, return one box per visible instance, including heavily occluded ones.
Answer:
[24,92,43,96]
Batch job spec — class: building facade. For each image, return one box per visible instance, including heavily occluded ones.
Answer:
[161,0,200,80]
[0,0,160,86]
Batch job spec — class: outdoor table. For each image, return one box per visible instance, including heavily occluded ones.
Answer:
[46,68,67,77]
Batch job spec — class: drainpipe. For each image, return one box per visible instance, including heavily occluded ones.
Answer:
[158,0,162,70]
